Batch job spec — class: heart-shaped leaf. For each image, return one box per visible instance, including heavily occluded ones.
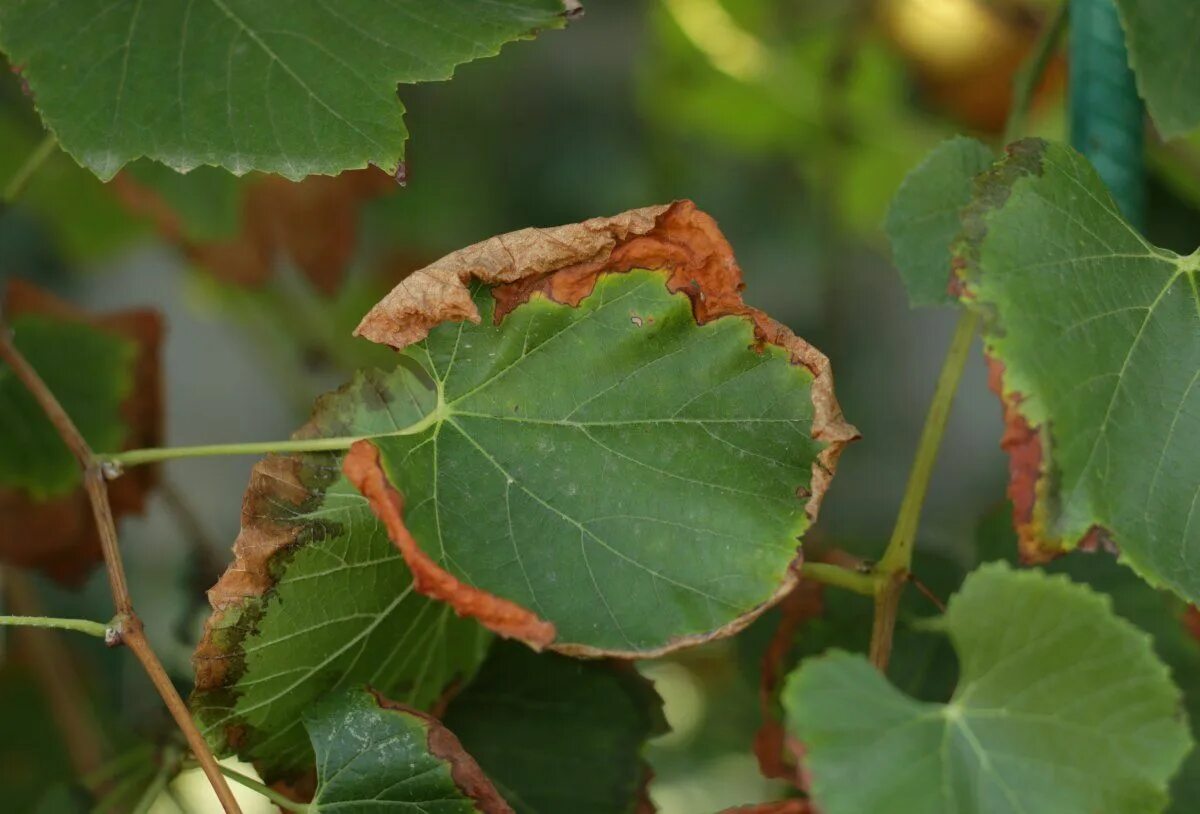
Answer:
[784,562,1192,814]
[344,202,856,656]
[0,0,575,180]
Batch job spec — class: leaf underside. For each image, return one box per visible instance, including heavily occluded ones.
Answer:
[785,563,1192,814]
[955,138,1200,600]
[0,0,569,180]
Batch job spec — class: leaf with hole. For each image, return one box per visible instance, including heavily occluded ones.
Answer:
[0,0,575,180]
[954,138,1200,598]
[304,687,510,812]
[784,562,1192,814]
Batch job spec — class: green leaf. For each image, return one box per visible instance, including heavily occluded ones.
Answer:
[0,314,134,498]
[885,136,993,307]
[0,0,573,181]
[443,640,666,813]
[784,562,1192,814]
[304,687,510,813]
[348,269,841,655]
[975,506,1200,814]
[1115,0,1200,139]
[190,373,492,776]
[954,138,1200,600]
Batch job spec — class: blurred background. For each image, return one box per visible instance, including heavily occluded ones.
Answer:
[4,0,1200,810]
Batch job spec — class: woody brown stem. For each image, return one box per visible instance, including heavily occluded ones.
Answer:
[0,329,242,814]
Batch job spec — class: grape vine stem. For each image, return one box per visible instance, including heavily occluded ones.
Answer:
[0,329,244,814]
[869,310,977,669]
[866,0,1064,670]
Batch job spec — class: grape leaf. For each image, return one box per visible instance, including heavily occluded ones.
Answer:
[0,280,162,584]
[784,562,1192,814]
[885,136,993,307]
[304,687,510,813]
[112,165,395,294]
[1115,0,1200,139]
[190,379,491,776]
[344,202,856,656]
[0,0,575,181]
[954,138,1200,596]
[442,640,666,813]
[975,505,1200,814]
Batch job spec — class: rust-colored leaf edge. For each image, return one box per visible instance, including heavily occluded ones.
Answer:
[367,689,514,814]
[952,140,1109,565]
[1,279,163,585]
[343,440,557,649]
[353,201,858,658]
[357,199,857,524]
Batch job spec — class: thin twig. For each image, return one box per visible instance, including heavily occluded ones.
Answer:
[0,329,243,814]
[3,569,110,782]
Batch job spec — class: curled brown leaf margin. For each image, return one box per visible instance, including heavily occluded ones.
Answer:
[368,689,514,814]
[344,440,556,648]
[351,201,857,656]
[0,280,162,585]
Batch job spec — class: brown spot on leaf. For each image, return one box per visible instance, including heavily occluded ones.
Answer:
[111,168,395,295]
[343,440,556,649]
[356,201,858,523]
[985,354,1060,564]
[0,280,162,585]
[370,689,514,814]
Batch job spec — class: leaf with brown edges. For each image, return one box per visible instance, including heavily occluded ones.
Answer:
[345,201,855,655]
